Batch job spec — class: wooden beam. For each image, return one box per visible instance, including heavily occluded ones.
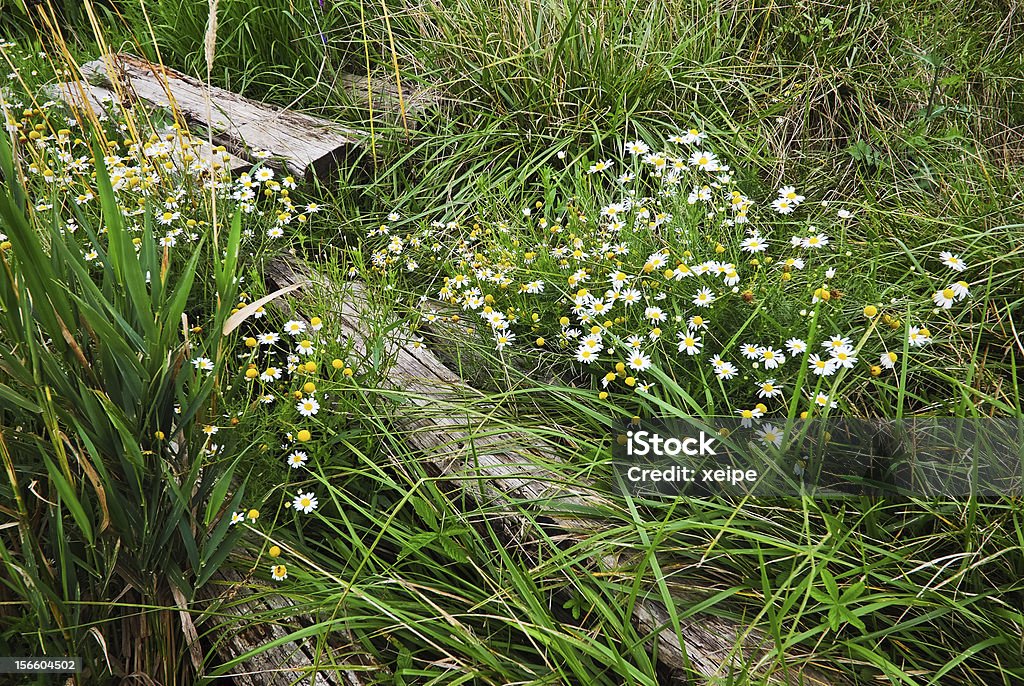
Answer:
[263,255,849,686]
[50,80,251,176]
[80,53,361,181]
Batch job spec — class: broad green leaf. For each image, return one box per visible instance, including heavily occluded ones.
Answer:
[196,488,246,588]
[90,139,155,339]
[820,567,839,602]
[0,382,41,413]
[43,456,94,545]
[203,456,239,527]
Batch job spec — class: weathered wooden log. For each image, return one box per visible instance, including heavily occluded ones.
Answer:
[263,255,848,685]
[200,569,386,686]
[79,53,361,180]
[50,80,251,175]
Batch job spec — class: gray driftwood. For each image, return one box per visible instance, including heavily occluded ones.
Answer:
[200,569,385,686]
[79,53,361,180]
[51,80,251,175]
[263,255,847,686]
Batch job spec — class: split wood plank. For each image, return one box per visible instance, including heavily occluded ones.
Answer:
[80,53,361,180]
[263,255,849,686]
[51,80,251,175]
[200,569,386,686]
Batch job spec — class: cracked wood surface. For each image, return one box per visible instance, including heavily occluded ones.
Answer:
[80,53,361,180]
[51,80,251,175]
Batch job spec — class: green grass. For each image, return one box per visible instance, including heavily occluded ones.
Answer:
[1,0,1023,684]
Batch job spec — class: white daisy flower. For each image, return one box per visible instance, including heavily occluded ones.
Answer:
[939,251,967,272]
[292,491,318,514]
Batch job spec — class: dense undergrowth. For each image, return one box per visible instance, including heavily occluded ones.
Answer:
[1,1,1023,684]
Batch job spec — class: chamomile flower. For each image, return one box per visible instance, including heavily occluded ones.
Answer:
[740,235,768,253]
[192,357,214,372]
[231,511,245,525]
[757,424,784,448]
[646,251,669,270]
[619,334,640,350]
[676,332,703,355]
[777,186,805,204]
[782,257,805,270]
[939,251,967,272]
[523,280,545,294]
[932,287,957,309]
[687,315,709,330]
[740,343,762,360]
[292,491,318,514]
[692,287,715,307]
[680,128,706,144]
[736,406,764,428]
[287,451,309,468]
[949,281,970,300]
[620,288,642,305]
[823,336,853,351]
[258,332,280,345]
[786,338,808,355]
[879,351,898,369]
[808,354,837,376]
[814,392,838,408]
[771,198,795,214]
[627,351,653,371]
[157,210,179,225]
[908,326,932,347]
[295,339,315,355]
[801,233,829,249]
[260,367,282,382]
[283,320,307,336]
[645,306,667,322]
[494,331,516,350]
[625,140,650,156]
[689,150,719,171]
[713,359,738,380]
[271,564,288,581]
[830,348,858,368]
[609,271,630,288]
[757,379,783,398]
[296,397,319,417]
[759,347,785,369]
